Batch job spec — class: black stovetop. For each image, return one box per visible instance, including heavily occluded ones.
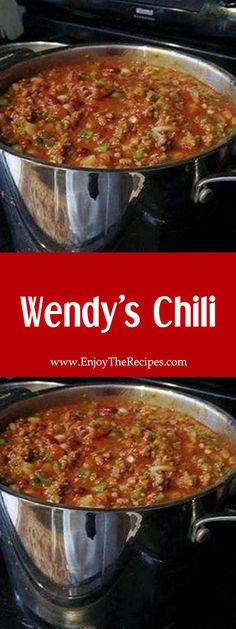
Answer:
[1,541,236,629]
[1,378,236,628]
[1,4,236,252]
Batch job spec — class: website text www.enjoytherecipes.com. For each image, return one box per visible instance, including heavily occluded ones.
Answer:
[50,356,188,370]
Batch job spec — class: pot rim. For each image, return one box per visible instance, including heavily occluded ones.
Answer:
[1,42,236,174]
[0,381,235,514]
[0,41,68,52]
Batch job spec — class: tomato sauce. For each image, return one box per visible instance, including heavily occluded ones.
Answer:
[0,396,235,508]
[0,56,235,168]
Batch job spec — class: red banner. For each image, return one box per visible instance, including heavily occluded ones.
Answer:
[0,252,234,376]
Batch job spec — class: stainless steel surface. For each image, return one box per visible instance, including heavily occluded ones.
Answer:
[0,379,65,393]
[193,170,236,203]
[0,42,67,55]
[0,382,236,627]
[0,44,236,251]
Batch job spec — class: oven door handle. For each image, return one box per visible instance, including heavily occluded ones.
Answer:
[191,509,236,543]
[193,170,236,203]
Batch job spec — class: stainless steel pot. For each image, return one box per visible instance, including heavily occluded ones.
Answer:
[0,381,236,628]
[0,44,236,251]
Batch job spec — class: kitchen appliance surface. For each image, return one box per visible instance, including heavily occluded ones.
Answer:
[40,0,236,43]
[1,2,236,252]
[1,379,236,629]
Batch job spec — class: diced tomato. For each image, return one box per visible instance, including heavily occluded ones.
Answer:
[92,428,112,439]
[51,445,64,459]
[53,106,68,120]
[0,56,235,171]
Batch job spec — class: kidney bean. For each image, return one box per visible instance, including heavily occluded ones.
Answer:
[100,407,118,414]
[46,94,60,105]
[23,451,35,462]
[18,478,29,488]
[45,434,57,444]
[105,67,121,74]
[77,487,88,496]
[70,97,83,110]
[68,438,80,448]
[77,147,90,157]
[21,137,32,148]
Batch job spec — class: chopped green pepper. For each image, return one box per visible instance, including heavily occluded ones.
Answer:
[216,125,223,139]
[0,97,8,107]
[170,93,181,103]
[93,483,107,493]
[36,135,54,147]
[79,128,94,140]
[16,126,25,135]
[53,462,61,471]
[148,430,156,442]
[154,437,164,447]
[131,489,141,500]
[95,144,109,153]
[56,121,65,131]
[134,149,144,160]
[76,468,91,479]
[32,474,50,486]
[109,430,121,439]
[0,437,5,445]
[167,431,178,442]
[95,80,105,88]
[91,419,102,427]
[36,135,46,146]
[150,92,158,102]
[111,90,125,99]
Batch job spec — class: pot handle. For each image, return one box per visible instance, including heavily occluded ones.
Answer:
[0,381,64,411]
[0,46,38,72]
[193,170,236,204]
[191,510,236,543]
[0,386,35,410]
